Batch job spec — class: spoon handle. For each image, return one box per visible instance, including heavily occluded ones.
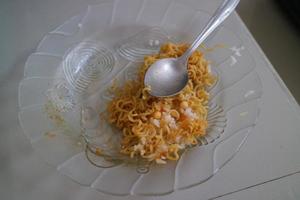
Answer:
[180,0,240,62]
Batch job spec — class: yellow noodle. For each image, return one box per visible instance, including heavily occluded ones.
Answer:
[106,43,215,164]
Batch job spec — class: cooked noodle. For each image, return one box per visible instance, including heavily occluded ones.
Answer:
[106,43,215,164]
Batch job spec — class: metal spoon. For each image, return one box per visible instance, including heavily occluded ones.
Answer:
[144,0,240,97]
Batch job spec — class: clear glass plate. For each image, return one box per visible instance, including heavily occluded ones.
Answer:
[18,0,262,196]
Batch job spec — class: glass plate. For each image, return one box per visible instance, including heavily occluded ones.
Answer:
[18,0,262,196]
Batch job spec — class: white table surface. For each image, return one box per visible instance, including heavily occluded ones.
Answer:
[1,0,300,200]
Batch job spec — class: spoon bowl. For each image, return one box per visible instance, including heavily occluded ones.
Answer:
[144,58,189,97]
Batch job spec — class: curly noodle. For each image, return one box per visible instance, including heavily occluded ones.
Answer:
[106,43,215,164]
